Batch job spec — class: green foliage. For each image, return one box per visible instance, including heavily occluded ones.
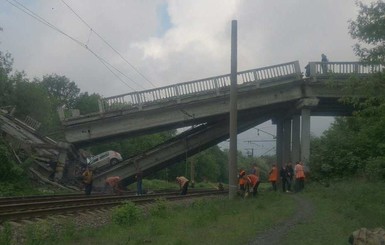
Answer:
[0,51,15,107]
[12,76,55,133]
[48,192,296,245]
[25,220,55,245]
[285,181,385,245]
[40,74,80,108]
[310,94,385,180]
[349,0,385,64]
[74,92,101,114]
[149,198,170,218]
[189,199,220,227]
[0,139,25,183]
[364,156,385,181]
[0,222,12,245]
[112,201,142,226]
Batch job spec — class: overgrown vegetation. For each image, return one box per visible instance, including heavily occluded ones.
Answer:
[3,180,384,245]
[111,201,142,226]
[310,0,385,182]
[6,191,294,245]
[284,180,385,245]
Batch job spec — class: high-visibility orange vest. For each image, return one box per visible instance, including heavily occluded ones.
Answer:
[295,164,305,179]
[239,177,246,185]
[105,176,120,187]
[268,166,278,182]
[247,174,258,187]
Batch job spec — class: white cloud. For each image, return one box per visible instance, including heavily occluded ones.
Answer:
[0,0,377,144]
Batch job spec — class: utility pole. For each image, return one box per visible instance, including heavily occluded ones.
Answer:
[190,157,195,188]
[229,20,238,199]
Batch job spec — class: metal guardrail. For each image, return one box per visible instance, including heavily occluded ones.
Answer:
[99,61,302,112]
[308,62,384,77]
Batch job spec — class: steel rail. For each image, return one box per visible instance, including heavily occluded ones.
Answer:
[0,189,227,223]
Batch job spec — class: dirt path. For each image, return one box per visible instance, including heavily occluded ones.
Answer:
[249,194,315,245]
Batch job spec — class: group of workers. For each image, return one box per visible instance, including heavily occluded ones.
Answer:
[83,161,306,197]
[238,161,306,197]
[81,166,124,195]
[238,164,261,197]
[81,165,191,196]
[266,161,306,193]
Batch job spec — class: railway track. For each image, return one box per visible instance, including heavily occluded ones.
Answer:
[0,189,227,224]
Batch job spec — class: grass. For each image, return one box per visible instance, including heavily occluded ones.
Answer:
[283,179,385,245]
[64,192,294,245]
[3,179,385,244]
[125,179,224,192]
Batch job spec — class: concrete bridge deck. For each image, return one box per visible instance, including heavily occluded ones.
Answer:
[58,60,383,187]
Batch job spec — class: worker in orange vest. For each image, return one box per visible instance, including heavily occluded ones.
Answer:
[176,176,189,195]
[238,169,248,197]
[295,161,305,192]
[238,169,246,189]
[247,174,260,197]
[268,164,278,191]
[104,176,123,195]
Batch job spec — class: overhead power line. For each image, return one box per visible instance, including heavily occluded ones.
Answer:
[61,0,157,88]
[6,0,144,91]
[253,127,276,138]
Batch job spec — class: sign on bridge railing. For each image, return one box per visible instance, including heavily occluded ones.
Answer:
[100,61,301,112]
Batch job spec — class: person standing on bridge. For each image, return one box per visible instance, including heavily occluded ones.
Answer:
[268,164,278,191]
[82,166,93,195]
[321,53,329,74]
[176,176,189,195]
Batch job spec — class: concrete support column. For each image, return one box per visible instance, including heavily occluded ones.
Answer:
[283,119,292,165]
[291,115,301,163]
[55,150,67,180]
[301,108,311,170]
[275,119,283,169]
[228,20,238,199]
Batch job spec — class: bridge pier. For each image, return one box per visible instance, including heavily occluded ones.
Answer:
[300,108,311,170]
[274,98,319,171]
[283,118,292,166]
[274,117,292,169]
[275,120,283,169]
[291,115,301,163]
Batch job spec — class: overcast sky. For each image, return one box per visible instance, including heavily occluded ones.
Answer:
[0,0,374,155]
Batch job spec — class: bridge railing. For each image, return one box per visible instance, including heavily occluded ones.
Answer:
[308,62,384,77]
[100,61,301,112]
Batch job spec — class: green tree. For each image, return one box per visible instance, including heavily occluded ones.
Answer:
[349,0,385,64]
[40,74,80,109]
[74,92,101,115]
[0,139,23,182]
[13,74,51,125]
[310,1,385,180]
[0,51,15,107]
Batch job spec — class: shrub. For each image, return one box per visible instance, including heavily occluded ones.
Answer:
[190,199,220,227]
[112,201,142,226]
[364,157,385,181]
[24,220,55,245]
[149,198,170,218]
